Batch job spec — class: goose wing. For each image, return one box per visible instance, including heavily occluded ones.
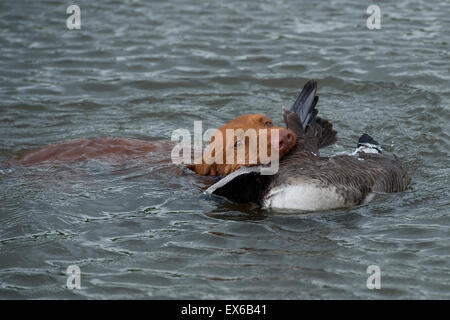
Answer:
[290,80,318,131]
[204,166,269,204]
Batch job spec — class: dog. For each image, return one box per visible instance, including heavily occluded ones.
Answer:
[10,114,296,176]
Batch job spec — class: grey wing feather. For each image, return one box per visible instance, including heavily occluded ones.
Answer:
[291,80,318,131]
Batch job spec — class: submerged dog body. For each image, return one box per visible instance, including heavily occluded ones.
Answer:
[206,80,410,211]
[11,138,167,165]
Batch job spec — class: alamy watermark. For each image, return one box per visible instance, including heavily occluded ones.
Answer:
[171,121,281,175]
[366,265,381,289]
[367,5,381,30]
[66,265,81,289]
[66,5,81,30]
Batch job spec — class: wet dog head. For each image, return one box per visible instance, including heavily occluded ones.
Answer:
[190,114,296,176]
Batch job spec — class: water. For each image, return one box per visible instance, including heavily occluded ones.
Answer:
[0,0,449,299]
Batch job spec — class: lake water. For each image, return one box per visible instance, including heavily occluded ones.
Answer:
[0,0,449,299]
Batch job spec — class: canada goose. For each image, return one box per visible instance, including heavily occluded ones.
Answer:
[205,80,410,211]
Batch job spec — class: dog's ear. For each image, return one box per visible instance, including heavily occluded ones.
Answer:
[185,163,216,175]
[194,163,216,175]
[220,163,241,176]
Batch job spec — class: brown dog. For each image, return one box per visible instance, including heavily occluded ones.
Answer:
[11,114,296,176]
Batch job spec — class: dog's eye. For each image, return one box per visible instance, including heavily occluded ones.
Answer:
[235,140,243,147]
[264,120,273,127]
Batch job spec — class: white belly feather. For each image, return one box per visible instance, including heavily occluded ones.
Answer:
[262,182,347,211]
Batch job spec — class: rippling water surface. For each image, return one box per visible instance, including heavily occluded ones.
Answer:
[0,0,449,299]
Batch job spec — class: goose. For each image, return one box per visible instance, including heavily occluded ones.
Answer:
[205,80,410,211]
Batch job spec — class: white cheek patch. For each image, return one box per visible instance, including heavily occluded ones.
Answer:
[351,143,382,156]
